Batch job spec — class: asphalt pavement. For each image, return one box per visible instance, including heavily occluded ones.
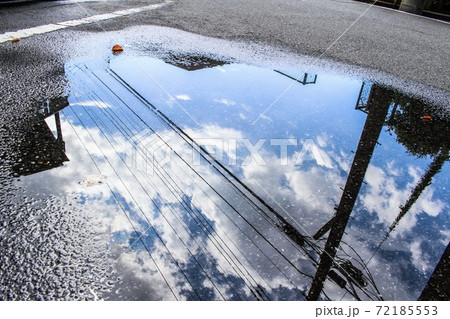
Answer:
[1,0,449,92]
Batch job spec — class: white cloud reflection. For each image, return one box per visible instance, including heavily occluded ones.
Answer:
[44,108,446,300]
[213,98,236,106]
[41,116,317,300]
[361,163,444,235]
[175,94,191,101]
[41,55,448,301]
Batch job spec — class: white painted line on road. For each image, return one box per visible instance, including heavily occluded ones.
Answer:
[0,1,173,44]
[57,13,122,27]
[7,24,67,39]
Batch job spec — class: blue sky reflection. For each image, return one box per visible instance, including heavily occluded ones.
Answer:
[28,55,449,300]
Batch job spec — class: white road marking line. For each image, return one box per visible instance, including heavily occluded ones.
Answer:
[0,1,172,44]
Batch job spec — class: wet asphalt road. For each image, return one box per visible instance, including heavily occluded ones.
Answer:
[1,0,449,92]
[1,0,448,167]
[0,0,449,301]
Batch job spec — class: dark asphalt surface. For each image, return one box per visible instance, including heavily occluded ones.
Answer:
[1,0,448,92]
[150,0,450,93]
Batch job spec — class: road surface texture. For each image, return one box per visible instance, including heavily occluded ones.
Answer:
[1,0,449,92]
[0,0,449,301]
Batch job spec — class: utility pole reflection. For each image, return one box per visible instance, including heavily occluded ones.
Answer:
[307,85,393,300]
[419,243,450,300]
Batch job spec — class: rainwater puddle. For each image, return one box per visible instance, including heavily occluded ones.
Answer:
[13,53,450,301]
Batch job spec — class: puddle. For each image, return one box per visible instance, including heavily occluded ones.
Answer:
[5,52,449,301]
